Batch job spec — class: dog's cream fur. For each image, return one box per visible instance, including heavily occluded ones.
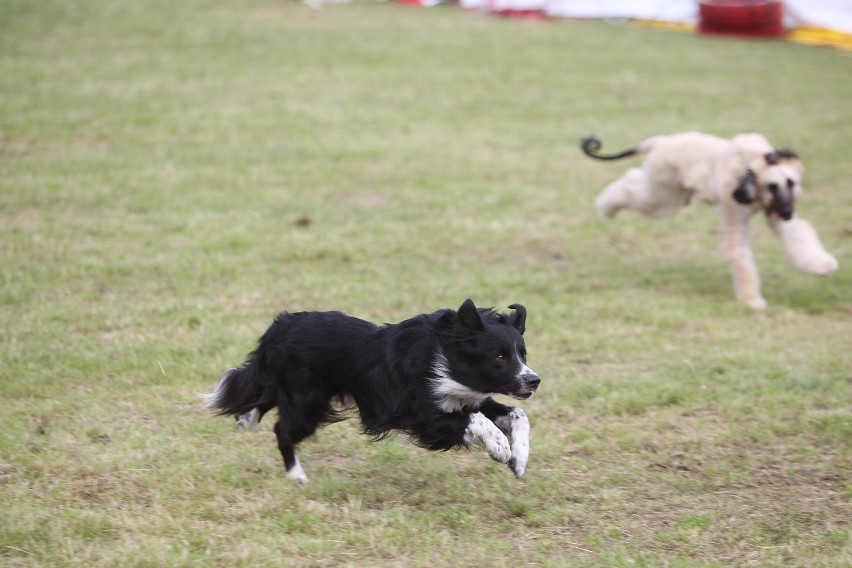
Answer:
[587,132,838,308]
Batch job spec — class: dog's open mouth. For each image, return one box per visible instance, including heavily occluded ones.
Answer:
[768,210,794,222]
[510,375,541,400]
[510,390,537,400]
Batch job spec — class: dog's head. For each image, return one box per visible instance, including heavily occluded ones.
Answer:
[731,135,803,221]
[431,299,540,411]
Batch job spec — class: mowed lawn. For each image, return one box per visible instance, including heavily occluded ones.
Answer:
[1,0,850,566]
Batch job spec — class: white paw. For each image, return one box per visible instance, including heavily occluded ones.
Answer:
[495,408,530,478]
[595,195,618,219]
[800,253,839,276]
[465,412,512,464]
[487,432,512,464]
[744,296,767,310]
[286,457,309,484]
[509,457,526,478]
[235,409,260,432]
[510,415,530,477]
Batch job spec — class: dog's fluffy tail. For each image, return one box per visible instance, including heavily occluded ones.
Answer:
[581,135,654,161]
[200,364,272,417]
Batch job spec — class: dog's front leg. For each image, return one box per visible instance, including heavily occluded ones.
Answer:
[480,399,530,478]
[718,203,766,309]
[464,412,512,465]
[497,409,530,478]
[767,215,839,276]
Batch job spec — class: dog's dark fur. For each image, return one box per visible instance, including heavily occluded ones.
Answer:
[202,299,540,483]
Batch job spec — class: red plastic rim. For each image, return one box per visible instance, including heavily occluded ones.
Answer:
[699,1,784,37]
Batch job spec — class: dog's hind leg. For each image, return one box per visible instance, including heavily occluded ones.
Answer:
[596,168,682,219]
[596,169,642,218]
[480,399,530,478]
[235,401,276,432]
[235,409,260,431]
[272,390,334,484]
[274,421,309,484]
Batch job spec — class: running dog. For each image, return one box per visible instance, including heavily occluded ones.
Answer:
[582,132,838,308]
[202,299,540,483]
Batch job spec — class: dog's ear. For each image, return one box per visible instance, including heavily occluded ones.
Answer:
[457,298,485,332]
[765,149,799,165]
[507,304,527,335]
[733,168,758,205]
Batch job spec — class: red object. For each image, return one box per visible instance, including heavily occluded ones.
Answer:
[493,9,547,20]
[699,1,785,37]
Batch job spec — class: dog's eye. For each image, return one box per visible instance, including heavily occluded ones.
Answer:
[495,352,507,362]
[767,182,780,192]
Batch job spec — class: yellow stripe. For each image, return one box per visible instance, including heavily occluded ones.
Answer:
[786,26,852,51]
[631,19,851,52]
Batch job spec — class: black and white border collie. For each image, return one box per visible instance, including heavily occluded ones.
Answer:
[201,299,540,484]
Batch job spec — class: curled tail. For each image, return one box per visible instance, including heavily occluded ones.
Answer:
[201,364,273,417]
[581,135,642,161]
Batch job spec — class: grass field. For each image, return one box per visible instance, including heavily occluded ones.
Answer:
[1,0,850,566]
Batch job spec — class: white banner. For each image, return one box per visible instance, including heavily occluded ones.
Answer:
[460,1,852,34]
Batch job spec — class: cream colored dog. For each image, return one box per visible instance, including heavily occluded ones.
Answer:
[582,132,839,309]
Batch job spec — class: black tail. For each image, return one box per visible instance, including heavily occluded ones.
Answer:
[202,363,274,417]
[581,135,640,161]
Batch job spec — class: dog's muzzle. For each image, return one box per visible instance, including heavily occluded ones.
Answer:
[772,200,794,221]
[768,184,794,221]
[513,370,541,399]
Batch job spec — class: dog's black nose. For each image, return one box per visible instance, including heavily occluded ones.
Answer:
[526,375,541,391]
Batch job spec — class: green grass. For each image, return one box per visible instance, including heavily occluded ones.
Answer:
[1,0,850,566]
